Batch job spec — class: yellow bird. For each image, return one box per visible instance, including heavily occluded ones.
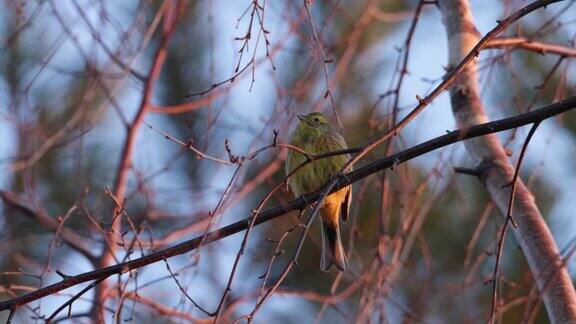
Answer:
[285,112,352,271]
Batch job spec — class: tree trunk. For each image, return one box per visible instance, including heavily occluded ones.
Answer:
[438,0,576,322]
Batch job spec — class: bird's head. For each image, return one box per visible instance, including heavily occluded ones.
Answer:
[296,112,330,127]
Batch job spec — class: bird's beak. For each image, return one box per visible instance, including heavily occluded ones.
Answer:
[297,114,305,121]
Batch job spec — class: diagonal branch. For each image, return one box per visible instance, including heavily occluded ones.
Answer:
[1,95,575,313]
[93,0,184,320]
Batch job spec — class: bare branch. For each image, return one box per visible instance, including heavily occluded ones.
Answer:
[1,95,575,313]
[486,37,576,57]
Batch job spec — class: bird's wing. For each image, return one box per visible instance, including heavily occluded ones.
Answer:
[340,186,351,222]
[285,149,294,192]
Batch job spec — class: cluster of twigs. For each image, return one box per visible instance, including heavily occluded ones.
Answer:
[1,0,576,322]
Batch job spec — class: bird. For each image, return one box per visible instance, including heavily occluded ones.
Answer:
[285,112,352,272]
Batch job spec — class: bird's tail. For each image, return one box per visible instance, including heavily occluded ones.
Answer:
[320,219,347,272]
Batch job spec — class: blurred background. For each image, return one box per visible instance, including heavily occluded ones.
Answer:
[0,0,575,322]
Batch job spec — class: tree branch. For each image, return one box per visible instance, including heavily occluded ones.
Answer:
[93,0,184,320]
[486,37,576,57]
[1,95,575,313]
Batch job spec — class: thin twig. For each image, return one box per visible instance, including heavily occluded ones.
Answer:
[489,121,541,323]
[303,0,342,128]
[45,277,106,323]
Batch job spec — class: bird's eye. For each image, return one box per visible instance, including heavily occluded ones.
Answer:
[314,117,320,122]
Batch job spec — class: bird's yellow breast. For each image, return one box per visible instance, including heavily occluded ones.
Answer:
[285,124,349,197]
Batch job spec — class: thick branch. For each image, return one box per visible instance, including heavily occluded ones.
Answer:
[1,96,575,313]
[438,0,576,322]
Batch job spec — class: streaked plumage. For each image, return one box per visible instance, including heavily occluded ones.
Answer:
[285,112,352,272]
